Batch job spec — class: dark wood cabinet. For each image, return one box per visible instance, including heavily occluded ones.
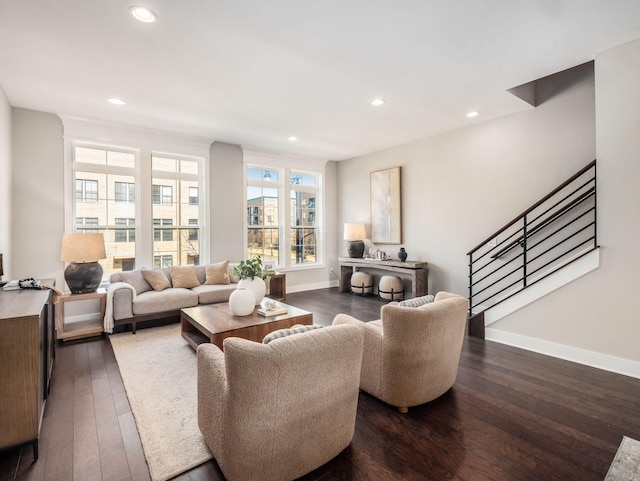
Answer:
[0,281,55,459]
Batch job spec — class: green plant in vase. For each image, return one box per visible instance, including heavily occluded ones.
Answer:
[233,255,266,306]
[232,255,264,280]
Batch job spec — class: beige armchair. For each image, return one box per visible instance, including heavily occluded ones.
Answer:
[333,291,468,413]
[196,324,364,481]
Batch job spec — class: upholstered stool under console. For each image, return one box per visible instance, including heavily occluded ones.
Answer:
[350,271,373,295]
[378,275,404,301]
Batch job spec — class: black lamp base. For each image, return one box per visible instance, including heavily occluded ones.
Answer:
[347,240,365,258]
[64,261,103,294]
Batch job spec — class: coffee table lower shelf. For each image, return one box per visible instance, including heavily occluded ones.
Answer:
[181,301,313,350]
[181,328,210,350]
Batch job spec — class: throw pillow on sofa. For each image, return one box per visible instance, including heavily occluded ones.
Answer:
[398,294,435,308]
[205,260,230,285]
[170,265,201,288]
[262,324,323,344]
[142,269,172,291]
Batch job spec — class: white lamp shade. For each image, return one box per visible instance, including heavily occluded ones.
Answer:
[344,223,366,241]
[61,233,106,262]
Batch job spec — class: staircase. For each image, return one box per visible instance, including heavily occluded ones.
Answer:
[467,160,598,338]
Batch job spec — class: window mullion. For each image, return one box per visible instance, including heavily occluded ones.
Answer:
[138,150,153,269]
[281,169,291,268]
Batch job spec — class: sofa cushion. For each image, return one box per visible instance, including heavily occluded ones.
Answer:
[398,295,435,308]
[192,284,236,304]
[142,269,172,291]
[170,265,201,288]
[112,270,152,295]
[132,288,198,315]
[262,324,323,344]
[205,261,230,285]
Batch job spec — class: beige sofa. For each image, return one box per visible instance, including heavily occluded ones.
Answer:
[108,263,238,333]
[333,291,468,413]
[197,324,364,481]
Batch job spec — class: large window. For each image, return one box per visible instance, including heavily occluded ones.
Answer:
[245,166,321,268]
[73,146,137,280]
[71,144,204,281]
[152,155,201,266]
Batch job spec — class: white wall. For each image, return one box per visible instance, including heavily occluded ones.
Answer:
[12,108,64,285]
[338,39,640,369]
[0,85,11,279]
[338,83,595,294]
[209,141,245,262]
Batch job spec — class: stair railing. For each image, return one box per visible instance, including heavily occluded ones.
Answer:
[467,160,597,316]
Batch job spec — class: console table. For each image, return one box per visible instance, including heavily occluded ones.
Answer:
[338,258,429,298]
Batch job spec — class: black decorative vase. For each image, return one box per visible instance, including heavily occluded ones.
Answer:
[398,247,407,262]
[347,240,365,258]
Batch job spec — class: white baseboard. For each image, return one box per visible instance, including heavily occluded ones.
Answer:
[485,327,640,380]
[485,248,600,326]
[287,280,338,294]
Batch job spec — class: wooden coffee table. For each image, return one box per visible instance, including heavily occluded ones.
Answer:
[180,301,313,350]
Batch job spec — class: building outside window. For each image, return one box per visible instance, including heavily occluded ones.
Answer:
[76,217,99,233]
[189,187,199,205]
[114,218,135,242]
[152,185,173,204]
[115,182,135,203]
[188,218,199,241]
[154,255,173,269]
[245,165,321,268]
[76,179,98,202]
[153,218,174,242]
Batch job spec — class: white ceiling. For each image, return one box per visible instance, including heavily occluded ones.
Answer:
[1,0,639,160]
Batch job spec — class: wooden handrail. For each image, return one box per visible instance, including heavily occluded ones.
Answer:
[467,159,596,255]
[490,186,595,259]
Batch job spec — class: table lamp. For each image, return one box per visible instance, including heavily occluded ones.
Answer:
[60,233,106,293]
[344,223,366,258]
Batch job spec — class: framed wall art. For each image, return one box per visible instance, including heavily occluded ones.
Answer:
[370,166,401,244]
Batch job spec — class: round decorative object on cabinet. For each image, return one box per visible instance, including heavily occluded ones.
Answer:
[398,248,407,262]
[229,288,255,316]
[237,277,267,305]
[350,271,373,295]
[378,275,404,301]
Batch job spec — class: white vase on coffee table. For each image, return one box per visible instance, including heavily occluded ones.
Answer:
[229,287,255,316]
[237,277,266,306]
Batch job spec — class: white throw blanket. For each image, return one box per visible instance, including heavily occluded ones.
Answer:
[104,282,137,334]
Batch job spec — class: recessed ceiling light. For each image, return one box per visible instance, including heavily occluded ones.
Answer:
[371,98,385,106]
[288,136,298,142]
[130,6,157,23]
[466,111,479,118]
[107,98,126,105]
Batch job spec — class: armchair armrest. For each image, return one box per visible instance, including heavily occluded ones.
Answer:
[197,344,227,453]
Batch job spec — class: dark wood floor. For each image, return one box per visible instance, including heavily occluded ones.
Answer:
[1,287,639,481]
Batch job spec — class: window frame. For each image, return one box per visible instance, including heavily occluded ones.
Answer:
[68,139,205,281]
[244,161,323,271]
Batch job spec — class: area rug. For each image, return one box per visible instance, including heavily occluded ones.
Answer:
[110,324,212,481]
[604,436,640,481]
